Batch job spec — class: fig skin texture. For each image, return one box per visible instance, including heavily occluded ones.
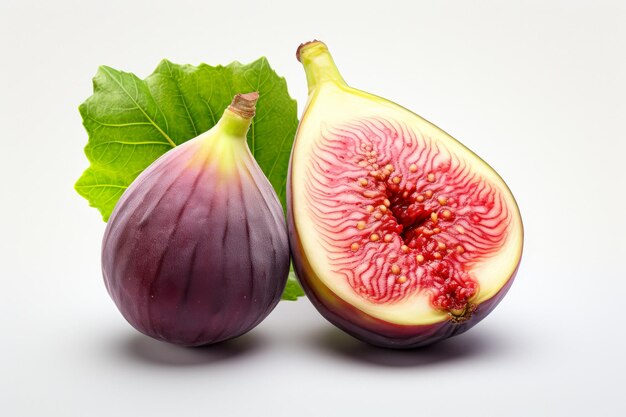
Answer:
[288,41,523,349]
[102,93,289,346]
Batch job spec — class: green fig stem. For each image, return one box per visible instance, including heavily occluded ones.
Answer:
[218,92,259,137]
[297,40,347,93]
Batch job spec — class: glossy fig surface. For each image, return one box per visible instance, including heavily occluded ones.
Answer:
[288,41,523,348]
[102,93,289,346]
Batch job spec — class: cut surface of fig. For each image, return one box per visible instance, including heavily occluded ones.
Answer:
[288,41,523,346]
[102,92,290,346]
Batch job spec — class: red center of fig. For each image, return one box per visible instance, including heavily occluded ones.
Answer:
[305,118,510,314]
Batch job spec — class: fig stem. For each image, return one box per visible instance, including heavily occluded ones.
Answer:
[297,41,347,93]
[219,92,259,137]
[228,92,259,119]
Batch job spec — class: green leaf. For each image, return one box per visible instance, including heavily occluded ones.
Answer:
[281,269,305,301]
[76,57,297,221]
[76,57,304,300]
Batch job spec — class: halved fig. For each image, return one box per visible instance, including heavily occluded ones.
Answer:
[288,41,523,348]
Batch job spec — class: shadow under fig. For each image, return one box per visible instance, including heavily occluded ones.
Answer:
[117,331,266,367]
[310,325,511,367]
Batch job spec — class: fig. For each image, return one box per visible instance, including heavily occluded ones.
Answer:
[288,41,523,348]
[102,92,289,346]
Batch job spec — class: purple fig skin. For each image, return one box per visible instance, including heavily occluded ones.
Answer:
[102,108,289,346]
[287,162,520,349]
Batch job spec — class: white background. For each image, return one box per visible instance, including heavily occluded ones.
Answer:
[1,0,625,416]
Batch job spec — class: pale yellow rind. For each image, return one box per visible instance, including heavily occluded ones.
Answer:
[292,84,523,325]
[186,110,251,175]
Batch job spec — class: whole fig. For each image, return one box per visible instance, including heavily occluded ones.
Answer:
[102,92,289,346]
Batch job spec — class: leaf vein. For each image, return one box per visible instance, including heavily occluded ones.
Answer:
[100,66,176,148]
